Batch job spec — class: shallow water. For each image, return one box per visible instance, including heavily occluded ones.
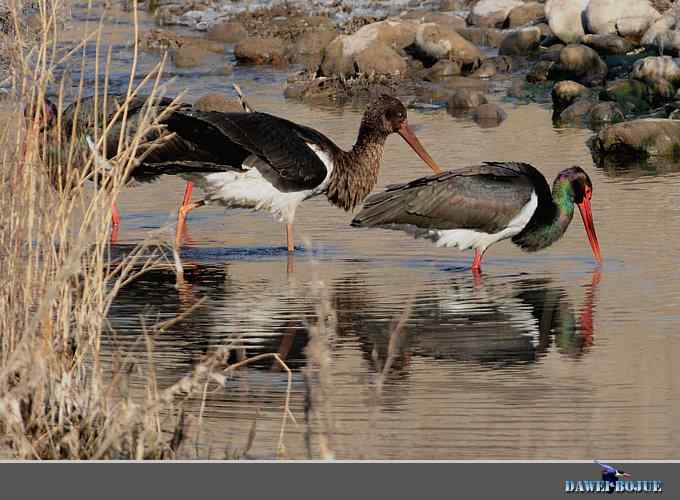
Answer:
[58,4,680,459]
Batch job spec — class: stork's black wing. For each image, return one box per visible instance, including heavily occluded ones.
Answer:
[161,110,337,192]
[352,162,544,234]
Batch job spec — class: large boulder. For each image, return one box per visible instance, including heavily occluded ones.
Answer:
[584,0,660,38]
[631,56,680,84]
[412,23,484,65]
[594,118,680,157]
[346,20,417,51]
[320,21,415,76]
[545,0,590,44]
[354,43,407,75]
[640,10,678,49]
[499,27,542,55]
[508,2,546,28]
[234,37,287,65]
[468,0,524,28]
[550,44,608,86]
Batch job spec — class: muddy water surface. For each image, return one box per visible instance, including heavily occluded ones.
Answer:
[59,4,680,459]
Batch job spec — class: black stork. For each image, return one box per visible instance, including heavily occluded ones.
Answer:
[162,94,443,251]
[351,162,602,271]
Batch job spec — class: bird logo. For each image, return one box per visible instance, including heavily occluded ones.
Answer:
[595,460,631,493]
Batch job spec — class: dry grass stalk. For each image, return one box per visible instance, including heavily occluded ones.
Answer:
[0,0,303,461]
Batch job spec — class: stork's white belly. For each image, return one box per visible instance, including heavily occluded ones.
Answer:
[429,191,538,252]
[180,143,334,224]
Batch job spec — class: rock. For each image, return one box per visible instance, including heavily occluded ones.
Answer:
[320,21,416,76]
[411,23,484,66]
[552,80,591,112]
[354,43,407,75]
[193,94,242,113]
[539,44,565,62]
[447,89,489,110]
[457,27,508,48]
[641,12,678,49]
[472,103,508,126]
[508,2,546,28]
[349,20,417,51]
[550,44,608,86]
[557,98,598,123]
[584,0,660,38]
[468,0,524,28]
[588,101,626,125]
[581,34,634,55]
[527,60,555,82]
[499,27,542,55]
[601,79,651,113]
[173,45,211,68]
[631,56,680,83]
[234,37,287,65]
[206,21,246,43]
[545,0,589,44]
[617,17,658,38]
[288,30,338,66]
[424,60,463,81]
[594,118,680,157]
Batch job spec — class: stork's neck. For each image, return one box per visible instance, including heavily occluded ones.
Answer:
[512,177,575,251]
[325,125,388,211]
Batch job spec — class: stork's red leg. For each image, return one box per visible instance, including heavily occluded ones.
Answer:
[111,203,121,226]
[471,249,483,272]
[110,203,121,243]
[181,182,193,208]
[286,223,295,253]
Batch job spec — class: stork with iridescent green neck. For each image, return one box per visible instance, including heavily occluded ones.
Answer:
[351,162,602,272]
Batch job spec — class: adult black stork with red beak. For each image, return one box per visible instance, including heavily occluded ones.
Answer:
[163,94,443,250]
[351,162,602,271]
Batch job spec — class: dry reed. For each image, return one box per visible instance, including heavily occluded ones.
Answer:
[0,0,299,460]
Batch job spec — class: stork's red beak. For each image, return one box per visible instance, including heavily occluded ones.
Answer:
[398,122,442,174]
[577,197,603,264]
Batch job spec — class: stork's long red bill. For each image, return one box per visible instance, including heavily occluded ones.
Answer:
[398,122,442,174]
[577,198,603,263]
